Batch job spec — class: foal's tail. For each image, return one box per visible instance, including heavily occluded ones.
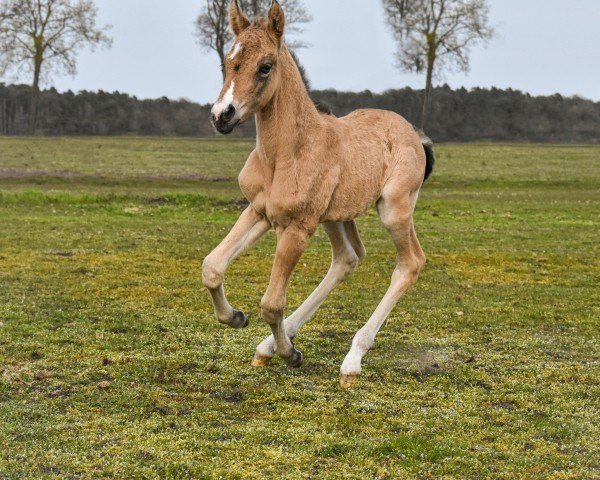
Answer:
[419,131,435,183]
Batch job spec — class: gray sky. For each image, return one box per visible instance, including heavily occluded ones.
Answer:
[43,0,600,104]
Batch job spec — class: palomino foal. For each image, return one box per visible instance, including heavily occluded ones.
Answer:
[202,0,435,388]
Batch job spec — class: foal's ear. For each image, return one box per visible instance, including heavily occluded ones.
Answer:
[267,0,286,44]
[230,0,250,36]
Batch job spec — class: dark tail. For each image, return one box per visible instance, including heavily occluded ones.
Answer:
[420,133,435,182]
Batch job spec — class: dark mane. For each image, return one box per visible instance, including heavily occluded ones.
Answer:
[289,49,333,116]
[313,102,333,115]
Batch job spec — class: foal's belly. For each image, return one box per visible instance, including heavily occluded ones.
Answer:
[238,144,386,226]
[321,183,380,222]
[321,159,387,222]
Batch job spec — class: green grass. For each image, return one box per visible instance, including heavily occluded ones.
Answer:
[0,137,599,479]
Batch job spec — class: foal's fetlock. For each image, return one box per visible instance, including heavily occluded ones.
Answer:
[279,336,303,368]
[219,309,249,329]
[252,337,276,367]
[340,345,365,388]
[283,348,303,368]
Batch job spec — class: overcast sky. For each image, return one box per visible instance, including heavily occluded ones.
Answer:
[40,0,600,104]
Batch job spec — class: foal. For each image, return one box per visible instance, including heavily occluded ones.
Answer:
[202,0,435,388]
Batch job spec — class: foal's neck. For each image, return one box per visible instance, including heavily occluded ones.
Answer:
[255,47,320,167]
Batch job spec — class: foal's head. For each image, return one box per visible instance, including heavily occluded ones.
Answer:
[211,0,286,134]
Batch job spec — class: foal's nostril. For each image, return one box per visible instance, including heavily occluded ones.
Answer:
[222,105,236,123]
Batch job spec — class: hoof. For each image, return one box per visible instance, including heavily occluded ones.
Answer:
[340,373,359,389]
[284,349,303,368]
[251,352,272,368]
[229,310,249,329]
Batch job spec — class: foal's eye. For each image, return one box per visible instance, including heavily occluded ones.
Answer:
[259,64,273,76]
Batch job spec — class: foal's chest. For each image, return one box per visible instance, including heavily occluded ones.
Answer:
[239,154,314,226]
[239,178,302,226]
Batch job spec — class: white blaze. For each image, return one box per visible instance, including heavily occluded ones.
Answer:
[211,81,236,118]
[229,42,243,59]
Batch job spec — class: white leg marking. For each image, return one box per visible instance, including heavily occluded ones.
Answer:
[340,268,415,376]
[340,192,425,379]
[229,42,243,60]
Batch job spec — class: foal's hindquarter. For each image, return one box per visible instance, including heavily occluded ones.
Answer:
[203,48,427,388]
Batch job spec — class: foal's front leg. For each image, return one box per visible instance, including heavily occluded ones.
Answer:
[252,222,363,367]
[202,206,271,328]
[260,224,311,367]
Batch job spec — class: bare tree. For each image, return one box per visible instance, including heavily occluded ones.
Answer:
[383,0,494,128]
[195,0,230,80]
[195,0,312,81]
[0,0,111,134]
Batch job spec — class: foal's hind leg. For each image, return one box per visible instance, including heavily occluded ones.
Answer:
[340,193,426,388]
[252,221,363,367]
[202,206,271,328]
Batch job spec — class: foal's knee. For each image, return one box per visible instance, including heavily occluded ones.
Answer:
[201,254,225,289]
[260,297,285,326]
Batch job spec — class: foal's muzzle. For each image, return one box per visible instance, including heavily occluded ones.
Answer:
[211,104,239,135]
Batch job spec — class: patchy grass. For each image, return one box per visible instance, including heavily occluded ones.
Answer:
[0,138,599,479]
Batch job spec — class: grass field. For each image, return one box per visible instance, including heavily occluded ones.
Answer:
[0,137,599,479]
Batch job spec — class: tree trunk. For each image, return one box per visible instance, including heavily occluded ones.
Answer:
[29,48,43,135]
[420,35,436,129]
[219,49,226,82]
[1,98,6,135]
[421,62,434,129]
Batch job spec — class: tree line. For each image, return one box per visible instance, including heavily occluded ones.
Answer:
[1,0,495,133]
[1,82,598,143]
[0,0,111,134]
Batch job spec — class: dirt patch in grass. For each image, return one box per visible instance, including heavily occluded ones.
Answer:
[0,169,81,178]
[144,173,233,182]
[0,168,233,182]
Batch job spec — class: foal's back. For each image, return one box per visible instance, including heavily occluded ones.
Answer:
[320,108,427,223]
